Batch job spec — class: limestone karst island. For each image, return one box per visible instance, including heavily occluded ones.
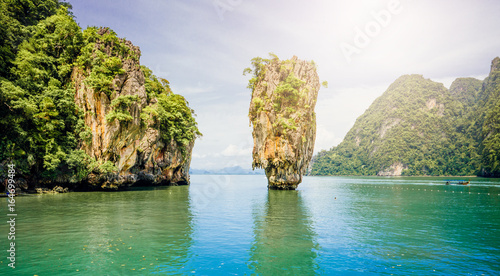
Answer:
[245,55,323,189]
[0,8,201,192]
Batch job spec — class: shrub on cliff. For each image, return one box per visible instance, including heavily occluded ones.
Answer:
[140,65,202,153]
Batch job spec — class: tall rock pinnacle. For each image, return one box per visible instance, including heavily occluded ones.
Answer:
[246,55,321,189]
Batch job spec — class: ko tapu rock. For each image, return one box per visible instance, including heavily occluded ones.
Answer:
[245,54,322,189]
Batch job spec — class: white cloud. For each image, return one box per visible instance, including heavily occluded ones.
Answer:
[171,83,215,95]
[221,144,253,157]
[192,153,208,159]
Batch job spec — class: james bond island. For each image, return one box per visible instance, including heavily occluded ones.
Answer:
[245,54,325,189]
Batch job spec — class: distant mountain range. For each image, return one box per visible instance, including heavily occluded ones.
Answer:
[190,166,265,175]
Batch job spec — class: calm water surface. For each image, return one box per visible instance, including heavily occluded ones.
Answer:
[1,176,499,275]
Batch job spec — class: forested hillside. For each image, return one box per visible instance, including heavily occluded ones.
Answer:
[311,58,500,177]
[478,58,500,176]
[0,0,200,189]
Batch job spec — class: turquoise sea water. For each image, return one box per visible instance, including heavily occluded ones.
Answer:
[1,175,499,275]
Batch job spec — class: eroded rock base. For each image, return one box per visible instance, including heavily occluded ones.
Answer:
[265,166,301,190]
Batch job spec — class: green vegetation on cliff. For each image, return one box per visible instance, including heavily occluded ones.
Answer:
[245,54,307,136]
[311,62,500,177]
[245,54,326,136]
[0,4,83,178]
[139,65,202,152]
[479,58,500,176]
[0,1,200,183]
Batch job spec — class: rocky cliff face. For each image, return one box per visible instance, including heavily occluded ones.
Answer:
[248,56,320,189]
[72,28,195,190]
[377,162,408,176]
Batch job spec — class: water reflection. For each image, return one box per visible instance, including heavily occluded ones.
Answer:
[146,186,194,274]
[249,189,319,275]
[8,186,194,275]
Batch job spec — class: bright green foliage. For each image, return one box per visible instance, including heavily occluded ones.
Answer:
[11,7,82,90]
[0,0,70,77]
[140,65,201,151]
[141,65,171,100]
[99,160,118,174]
[252,96,264,109]
[76,27,135,98]
[312,68,500,177]
[449,77,482,106]
[0,5,84,179]
[274,72,305,112]
[246,53,316,137]
[274,115,297,133]
[311,75,482,176]
[66,149,96,182]
[140,105,159,125]
[156,93,202,151]
[105,95,139,123]
[243,55,272,90]
[478,58,500,176]
[67,150,117,182]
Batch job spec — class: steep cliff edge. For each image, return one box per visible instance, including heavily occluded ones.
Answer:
[246,55,321,189]
[0,6,200,192]
[71,27,199,190]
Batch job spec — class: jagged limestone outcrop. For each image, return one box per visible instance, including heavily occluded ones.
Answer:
[72,27,198,190]
[0,7,200,192]
[246,55,321,189]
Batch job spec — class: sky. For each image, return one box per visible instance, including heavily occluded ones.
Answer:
[69,0,500,170]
